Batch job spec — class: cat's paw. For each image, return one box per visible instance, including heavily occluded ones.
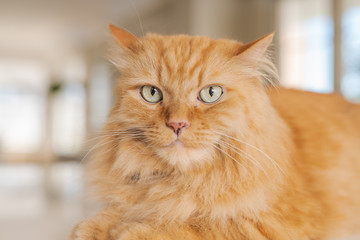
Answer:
[109,223,167,240]
[70,219,109,240]
[111,223,203,240]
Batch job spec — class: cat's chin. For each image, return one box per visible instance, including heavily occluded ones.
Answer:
[156,140,214,170]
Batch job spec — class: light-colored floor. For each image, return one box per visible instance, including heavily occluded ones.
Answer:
[0,162,89,240]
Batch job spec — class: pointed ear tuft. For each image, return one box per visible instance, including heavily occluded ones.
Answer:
[236,32,274,66]
[109,24,138,49]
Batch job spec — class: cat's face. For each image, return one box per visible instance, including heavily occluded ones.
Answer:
[108,25,274,169]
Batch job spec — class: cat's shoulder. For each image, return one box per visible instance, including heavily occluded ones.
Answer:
[268,87,342,101]
[268,87,356,110]
[268,87,360,129]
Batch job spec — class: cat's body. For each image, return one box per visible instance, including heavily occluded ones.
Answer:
[268,89,360,239]
[71,26,360,240]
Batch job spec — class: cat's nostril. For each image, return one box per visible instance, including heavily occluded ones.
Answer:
[166,121,190,136]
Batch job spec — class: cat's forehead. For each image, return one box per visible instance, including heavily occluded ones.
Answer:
[143,34,240,58]
[135,34,241,90]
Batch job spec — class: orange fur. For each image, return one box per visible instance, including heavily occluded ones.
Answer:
[71,26,360,240]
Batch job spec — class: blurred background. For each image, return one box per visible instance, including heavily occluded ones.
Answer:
[0,0,359,239]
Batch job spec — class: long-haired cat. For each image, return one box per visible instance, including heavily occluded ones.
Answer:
[71,24,360,240]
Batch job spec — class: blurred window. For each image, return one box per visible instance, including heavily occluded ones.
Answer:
[342,4,360,102]
[279,0,360,102]
[0,59,47,155]
[52,83,86,157]
[0,55,88,160]
[303,16,334,93]
[279,0,334,93]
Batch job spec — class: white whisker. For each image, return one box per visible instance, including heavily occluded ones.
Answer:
[217,139,269,177]
[130,0,145,37]
[80,136,116,164]
[213,130,285,175]
[212,144,246,170]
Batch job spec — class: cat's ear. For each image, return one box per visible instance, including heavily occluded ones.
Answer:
[235,33,274,67]
[109,24,138,49]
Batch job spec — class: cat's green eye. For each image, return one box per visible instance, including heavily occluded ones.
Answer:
[199,85,223,103]
[140,85,163,103]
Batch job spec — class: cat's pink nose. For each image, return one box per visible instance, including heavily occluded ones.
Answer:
[166,121,190,136]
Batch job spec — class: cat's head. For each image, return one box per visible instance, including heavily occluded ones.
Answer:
[107,24,277,170]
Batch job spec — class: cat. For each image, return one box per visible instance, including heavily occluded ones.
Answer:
[71,24,360,240]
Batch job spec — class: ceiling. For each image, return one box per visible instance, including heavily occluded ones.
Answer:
[0,0,165,63]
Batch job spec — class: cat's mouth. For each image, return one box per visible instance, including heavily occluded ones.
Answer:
[164,138,189,148]
[160,131,211,150]
[155,137,213,169]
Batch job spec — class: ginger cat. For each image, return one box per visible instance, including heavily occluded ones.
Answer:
[71,25,360,240]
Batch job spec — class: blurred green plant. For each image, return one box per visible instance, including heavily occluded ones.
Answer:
[49,82,63,95]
